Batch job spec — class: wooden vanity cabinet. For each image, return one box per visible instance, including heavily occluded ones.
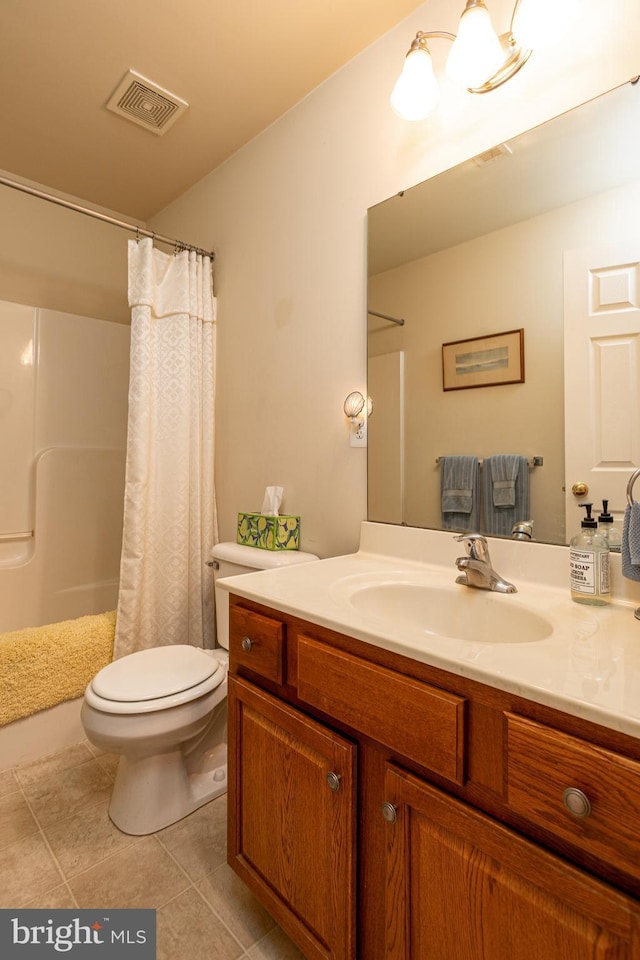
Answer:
[228,674,357,960]
[227,595,640,960]
[384,765,640,959]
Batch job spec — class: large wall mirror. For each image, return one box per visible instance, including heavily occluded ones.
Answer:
[367,79,640,547]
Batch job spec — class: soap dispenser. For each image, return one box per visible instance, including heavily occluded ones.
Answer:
[597,499,622,553]
[570,503,610,605]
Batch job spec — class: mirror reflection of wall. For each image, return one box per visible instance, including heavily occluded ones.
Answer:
[367,80,640,546]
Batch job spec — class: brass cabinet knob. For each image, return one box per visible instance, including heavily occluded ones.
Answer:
[380,801,398,823]
[326,772,342,792]
[241,636,252,652]
[562,787,591,818]
[571,482,589,497]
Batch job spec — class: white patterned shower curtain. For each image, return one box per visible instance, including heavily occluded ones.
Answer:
[114,237,218,658]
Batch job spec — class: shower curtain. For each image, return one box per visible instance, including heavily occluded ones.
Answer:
[114,238,217,658]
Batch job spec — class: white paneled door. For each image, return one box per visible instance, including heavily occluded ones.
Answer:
[564,242,640,536]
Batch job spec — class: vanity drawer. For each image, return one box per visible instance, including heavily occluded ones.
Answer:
[230,606,285,685]
[297,634,466,784]
[506,713,640,880]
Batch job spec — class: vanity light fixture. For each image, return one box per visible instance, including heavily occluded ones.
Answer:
[391,0,580,121]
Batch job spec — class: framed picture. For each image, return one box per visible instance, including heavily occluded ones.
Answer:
[442,328,525,391]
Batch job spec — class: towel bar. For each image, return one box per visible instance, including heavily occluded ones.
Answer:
[435,456,543,468]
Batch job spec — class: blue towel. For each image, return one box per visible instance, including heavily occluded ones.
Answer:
[440,456,480,533]
[482,455,530,537]
[622,502,640,581]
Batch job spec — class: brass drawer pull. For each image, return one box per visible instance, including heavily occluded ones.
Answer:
[241,636,253,652]
[381,802,398,823]
[326,772,342,792]
[562,787,591,819]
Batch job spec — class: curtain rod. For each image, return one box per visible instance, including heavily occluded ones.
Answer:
[0,174,215,261]
[368,309,405,326]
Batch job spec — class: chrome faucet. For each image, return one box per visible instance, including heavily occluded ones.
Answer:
[454,534,517,594]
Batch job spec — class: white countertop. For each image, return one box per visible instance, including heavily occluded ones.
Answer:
[217,523,640,740]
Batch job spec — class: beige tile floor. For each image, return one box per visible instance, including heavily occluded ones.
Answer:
[0,741,305,959]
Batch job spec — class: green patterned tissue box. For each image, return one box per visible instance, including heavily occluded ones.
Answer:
[237,512,300,550]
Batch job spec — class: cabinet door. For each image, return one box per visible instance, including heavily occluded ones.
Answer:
[228,674,357,960]
[383,764,640,960]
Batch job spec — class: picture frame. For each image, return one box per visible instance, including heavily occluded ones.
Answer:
[442,328,525,391]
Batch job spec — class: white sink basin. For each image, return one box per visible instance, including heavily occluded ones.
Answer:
[347,582,553,644]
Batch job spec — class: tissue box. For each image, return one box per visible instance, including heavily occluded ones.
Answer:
[237,512,300,550]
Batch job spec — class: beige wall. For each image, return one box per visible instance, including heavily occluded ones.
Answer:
[149,0,640,559]
[369,179,640,544]
[0,174,132,325]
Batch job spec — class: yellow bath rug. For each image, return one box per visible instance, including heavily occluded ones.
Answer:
[0,610,116,726]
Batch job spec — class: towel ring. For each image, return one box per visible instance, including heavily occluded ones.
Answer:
[624,468,640,622]
[627,468,640,506]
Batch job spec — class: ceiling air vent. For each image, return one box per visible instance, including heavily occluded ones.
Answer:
[106,70,188,135]
[472,143,513,167]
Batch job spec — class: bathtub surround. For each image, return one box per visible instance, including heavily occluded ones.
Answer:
[114,239,217,658]
[0,699,86,769]
[0,302,129,633]
[0,611,115,726]
[0,303,127,766]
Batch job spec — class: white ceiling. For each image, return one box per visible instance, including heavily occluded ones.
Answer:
[0,0,424,221]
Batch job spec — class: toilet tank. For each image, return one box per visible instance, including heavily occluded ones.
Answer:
[210,542,319,650]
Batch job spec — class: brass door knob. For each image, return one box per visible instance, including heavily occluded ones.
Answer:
[571,482,589,497]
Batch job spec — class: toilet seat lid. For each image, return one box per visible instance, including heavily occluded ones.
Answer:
[92,645,220,702]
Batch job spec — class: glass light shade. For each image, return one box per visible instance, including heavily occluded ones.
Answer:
[390,46,441,121]
[446,2,505,89]
[512,0,580,51]
[344,391,365,419]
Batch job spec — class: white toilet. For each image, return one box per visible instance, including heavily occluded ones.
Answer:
[81,542,318,835]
